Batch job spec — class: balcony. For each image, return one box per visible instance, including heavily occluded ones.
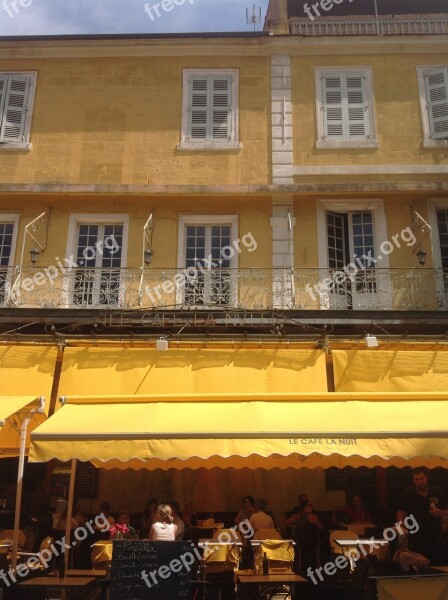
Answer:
[0,266,447,312]
[289,17,448,36]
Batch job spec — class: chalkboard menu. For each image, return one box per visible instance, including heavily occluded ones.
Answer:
[75,462,98,499]
[110,540,194,600]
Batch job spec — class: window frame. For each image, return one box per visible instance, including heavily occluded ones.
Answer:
[314,66,378,149]
[0,213,19,305]
[65,213,129,308]
[178,69,241,151]
[417,66,448,149]
[177,214,239,306]
[0,72,37,151]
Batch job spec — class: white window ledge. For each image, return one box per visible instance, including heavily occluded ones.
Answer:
[423,139,448,149]
[0,142,32,152]
[177,142,242,151]
[316,140,379,150]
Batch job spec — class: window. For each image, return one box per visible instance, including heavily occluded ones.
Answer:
[66,215,128,308]
[177,215,238,306]
[0,214,19,305]
[315,68,377,149]
[0,72,36,150]
[428,200,448,308]
[417,67,448,148]
[317,200,389,310]
[179,69,240,150]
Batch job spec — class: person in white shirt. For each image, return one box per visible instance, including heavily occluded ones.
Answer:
[249,499,274,531]
[149,504,177,541]
[169,501,185,540]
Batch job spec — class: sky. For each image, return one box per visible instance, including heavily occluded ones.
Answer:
[0,0,270,36]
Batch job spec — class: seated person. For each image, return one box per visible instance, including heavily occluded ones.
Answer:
[140,498,158,538]
[169,500,185,540]
[334,494,372,525]
[55,502,86,531]
[390,526,430,573]
[111,510,139,540]
[290,499,323,571]
[234,495,255,525]
[149,504,177,541]
[96,501,115,528]
[249,499,274,532]
[182,502,197,527]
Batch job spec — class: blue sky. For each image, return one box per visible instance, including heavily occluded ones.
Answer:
[0,0,270,35]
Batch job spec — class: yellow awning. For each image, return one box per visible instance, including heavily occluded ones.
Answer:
[0,345,58,456]
[0,396,45,458]
[29,392,448,469]
[334,349,448,392]
[57,347,327,399]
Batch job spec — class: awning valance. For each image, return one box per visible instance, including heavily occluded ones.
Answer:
[29,393,448,469]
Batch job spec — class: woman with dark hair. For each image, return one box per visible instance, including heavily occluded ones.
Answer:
[234,495,255,525]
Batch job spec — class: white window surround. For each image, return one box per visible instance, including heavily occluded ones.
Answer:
[0,72,37,151]
[428,198,448,271]
[417,66,448,149]
[314,66,378,149]
[64,214,129,308]
[177,214,239,269]
[0,213,19,264]
[317,199,389,270]
[178,69,241,151]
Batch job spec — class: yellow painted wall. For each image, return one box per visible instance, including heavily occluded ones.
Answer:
[0,195,272,268]
[0,56,271,186]
[292,53,448,175]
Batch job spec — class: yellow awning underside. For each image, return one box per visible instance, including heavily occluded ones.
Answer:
[30,393,448,469]
[0,396,44,458]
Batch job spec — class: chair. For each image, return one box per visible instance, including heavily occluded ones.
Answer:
[17,536,56,572]
[91,540,113,570]
[0,529,25,550]
[329,530,359,555]
[211,529,242,543]
[316,557,369,600]
[250,539,295,600]
[252,528,282,541]
[202,542,240,600]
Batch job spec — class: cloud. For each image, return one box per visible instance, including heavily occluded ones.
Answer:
[0,0,270,35]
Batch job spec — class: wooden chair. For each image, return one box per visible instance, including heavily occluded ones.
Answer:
[252,528,282,541]
[250,539,295,600]
[202,542,240,600]
[329,530,359,555]
[316,557,369,600]
[0,529,25,550]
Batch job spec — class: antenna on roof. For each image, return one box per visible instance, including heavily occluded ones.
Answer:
[246,4,261,31]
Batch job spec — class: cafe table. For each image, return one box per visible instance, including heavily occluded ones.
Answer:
[17,574,109,599]
[237,569,307,600]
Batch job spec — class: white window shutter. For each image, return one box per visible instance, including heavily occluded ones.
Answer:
[212,76,231,141]
[346,74,369,140]
[189,76,209,142]
[0,77,7,127]
[0,75,31,144]
[322,73,344,140]
[425,68,448,140]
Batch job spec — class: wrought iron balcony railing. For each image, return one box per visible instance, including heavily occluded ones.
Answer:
[290,17,448,36]
[1,266,447,312]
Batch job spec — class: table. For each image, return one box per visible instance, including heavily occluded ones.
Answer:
[238,571,306,600]
[334,538,388,557]
[17,575,108,599]
[347,523,376,536]
[66,568,108,577]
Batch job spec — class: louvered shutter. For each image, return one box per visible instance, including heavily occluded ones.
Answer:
[188,76,209,142]
[322,73,344,140]
[346,74,370,140]
[212,76,231,141]
[0,75,31,144]
[425,68,448,140]
[0,77,7,130]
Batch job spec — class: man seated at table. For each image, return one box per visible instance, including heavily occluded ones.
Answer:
[249,499,274,532]
[333,494,372,527]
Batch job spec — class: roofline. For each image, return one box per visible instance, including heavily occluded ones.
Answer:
[0,32,271,43]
